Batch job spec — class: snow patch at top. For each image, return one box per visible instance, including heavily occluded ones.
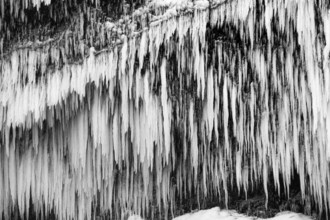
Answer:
[150,0,209,9]
[150,0,192,7]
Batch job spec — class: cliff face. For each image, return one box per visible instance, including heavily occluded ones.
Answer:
[0,0,330,219]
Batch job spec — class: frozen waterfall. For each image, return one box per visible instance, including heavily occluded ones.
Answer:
[0,0,329,219]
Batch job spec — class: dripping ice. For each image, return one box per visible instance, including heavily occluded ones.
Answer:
[0,0,329,219]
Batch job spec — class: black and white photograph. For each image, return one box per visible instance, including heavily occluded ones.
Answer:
[0,0,329,219]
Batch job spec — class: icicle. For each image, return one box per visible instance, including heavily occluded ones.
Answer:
[223,76,229,157]
[189,100,198,174]
[161,58,171,164]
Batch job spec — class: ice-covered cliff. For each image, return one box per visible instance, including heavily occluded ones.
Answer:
[0,0,329,219]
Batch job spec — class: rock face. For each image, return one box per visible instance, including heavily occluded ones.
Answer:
[0,0,330,219]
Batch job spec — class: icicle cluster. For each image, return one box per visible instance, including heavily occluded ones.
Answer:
[0,0,330,219]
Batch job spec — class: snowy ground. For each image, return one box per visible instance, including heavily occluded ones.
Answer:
[128,207,314,220]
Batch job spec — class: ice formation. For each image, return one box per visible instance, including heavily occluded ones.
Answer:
[0,0,330,219]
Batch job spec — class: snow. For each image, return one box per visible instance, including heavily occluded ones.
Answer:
[128,207,313,220]
[175,208,313,220]
[150,0,191,8]
[151,0,209,9]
